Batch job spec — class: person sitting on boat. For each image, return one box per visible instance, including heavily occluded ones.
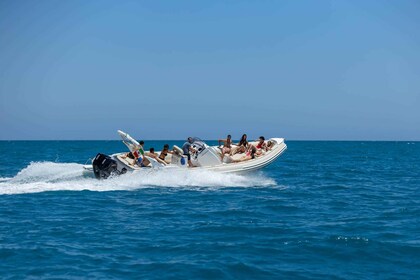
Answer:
[131,141,152,167]
[218,134,232,160]
[255,136,267,156]
[233,145,257,162]
[134,140,147,165]
[146,148,167,165]
[159,144,173,164]
[136,156,150,167]
[256,136,267,150]
[182,137,195,167]
[266,140,274,151]
[231,134,248,155]
[122,140,145,165]
[122,151,135,160]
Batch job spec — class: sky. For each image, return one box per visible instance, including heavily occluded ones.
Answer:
[0,0,419,140]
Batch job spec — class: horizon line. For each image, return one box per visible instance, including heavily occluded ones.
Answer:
[0,139,419,142]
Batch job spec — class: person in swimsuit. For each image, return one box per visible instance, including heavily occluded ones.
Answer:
[218,134,232,160]
[159,144,173,164]
[256,136,267,149]
[122,152,135,159]
[146,148,167,165]
[255,136,267,156]
[231,134,248,155]
[233,145,257,162]
[122,140,147,166]
[135,140,151,167]
[266,140,274,151]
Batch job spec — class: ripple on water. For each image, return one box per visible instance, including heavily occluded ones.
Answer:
[1,141,420,278]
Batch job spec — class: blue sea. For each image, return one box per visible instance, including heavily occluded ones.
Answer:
[0,140,419,279]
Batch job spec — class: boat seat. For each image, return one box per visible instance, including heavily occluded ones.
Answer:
[230,153,244,161]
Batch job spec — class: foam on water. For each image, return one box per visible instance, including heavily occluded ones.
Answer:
[0,162,276,195]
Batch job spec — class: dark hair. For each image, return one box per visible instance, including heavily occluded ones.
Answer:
[139,141,145,145]
[163,144,169,149]
[239,134,248,146]
[250,146,257,159]
[150,147,154,153]
[227,134,231,139]
[259,136,265,141]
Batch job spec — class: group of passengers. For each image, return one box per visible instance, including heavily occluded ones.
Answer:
[124,134,273,167]
[218,134,274,162]
[123,141,173,167]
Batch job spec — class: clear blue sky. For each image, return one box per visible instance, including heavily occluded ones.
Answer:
[1,0,419,140]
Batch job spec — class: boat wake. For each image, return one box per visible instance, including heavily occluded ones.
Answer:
[0,162,277,195]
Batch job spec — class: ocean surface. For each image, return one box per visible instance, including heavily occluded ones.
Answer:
[0,140,419,279]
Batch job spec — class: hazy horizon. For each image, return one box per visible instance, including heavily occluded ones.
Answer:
[1,138,419,142]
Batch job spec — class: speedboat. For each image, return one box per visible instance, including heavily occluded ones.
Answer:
[84,130,287,179]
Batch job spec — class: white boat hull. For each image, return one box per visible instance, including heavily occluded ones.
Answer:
[85,137,287,177]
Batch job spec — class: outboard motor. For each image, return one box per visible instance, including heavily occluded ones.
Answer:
[92,153,119,179]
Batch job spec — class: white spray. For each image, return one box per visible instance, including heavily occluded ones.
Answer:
[0,162,277,195]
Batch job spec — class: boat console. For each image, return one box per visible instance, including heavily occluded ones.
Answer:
[171,139,222,167]
[190,140,222,167]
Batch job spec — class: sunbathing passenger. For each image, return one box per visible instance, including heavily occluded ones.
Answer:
[231,134,248,155]
[122,152,135,160]
[256,136,267,150]
[121,140,144,165]
[146,148,167,165]
[218,134,232,159]
[159,144,173,164]
[233,146,257,163]
[266,140,274,150]
[255,136,267,156]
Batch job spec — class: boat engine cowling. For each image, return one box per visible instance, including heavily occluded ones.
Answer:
[92,153,119,179]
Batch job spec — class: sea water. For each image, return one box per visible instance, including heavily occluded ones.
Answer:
[0,141,419,279]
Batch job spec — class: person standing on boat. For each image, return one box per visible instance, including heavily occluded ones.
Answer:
[182,137,194,167]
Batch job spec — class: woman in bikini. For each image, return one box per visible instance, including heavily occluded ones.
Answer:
[233,145,257,162]
[231,134,248,155]
[159,144,173,164]
[146,148,167,165]
[256,136,267,149]
[218,134,232,160]
[255,136,267,156]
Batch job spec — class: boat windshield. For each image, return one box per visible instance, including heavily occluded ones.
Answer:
[191,137,203,142]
